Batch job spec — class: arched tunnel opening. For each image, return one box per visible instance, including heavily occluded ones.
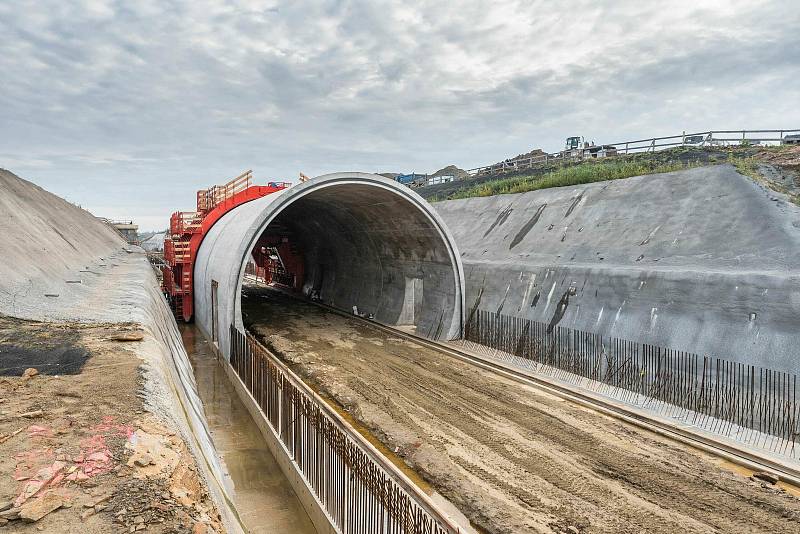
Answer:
[193,174,465,357]
[241,183,461,338]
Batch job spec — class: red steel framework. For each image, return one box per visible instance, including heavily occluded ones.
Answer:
[162,170,291,321]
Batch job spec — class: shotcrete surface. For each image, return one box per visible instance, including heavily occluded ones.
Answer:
[0,169,122,317]
[433,165,800,372]
[243,287,800,534]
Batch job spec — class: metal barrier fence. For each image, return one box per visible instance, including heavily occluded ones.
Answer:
[465,309,799,454]
[229,325,460,534]
[461,128,800,179]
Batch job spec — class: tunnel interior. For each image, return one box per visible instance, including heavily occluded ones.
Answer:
[241,184,460,339]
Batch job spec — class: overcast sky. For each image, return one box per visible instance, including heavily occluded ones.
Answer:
[2,0,798,230]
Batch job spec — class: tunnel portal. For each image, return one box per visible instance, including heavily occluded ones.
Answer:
[193,173,465,358]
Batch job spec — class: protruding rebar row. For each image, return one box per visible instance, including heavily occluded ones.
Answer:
[465,309,799,454]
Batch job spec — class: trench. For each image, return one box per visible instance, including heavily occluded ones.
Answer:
[180,323,318,534]
[239,282,480,532]
[237,286,800,534]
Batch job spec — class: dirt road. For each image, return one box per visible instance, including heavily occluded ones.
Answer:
[243,287,800,534]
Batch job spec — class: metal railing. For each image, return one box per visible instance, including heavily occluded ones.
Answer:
[229,326,462,534]
[170,211,202,235]
[457,128,800,181]
[197,170,253,214]
[464,309,799,455]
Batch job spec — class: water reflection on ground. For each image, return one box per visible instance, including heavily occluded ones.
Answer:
[181,325,317,534]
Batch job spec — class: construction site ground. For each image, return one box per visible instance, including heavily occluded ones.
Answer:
[0,316,222,533]
[242,286,800,534]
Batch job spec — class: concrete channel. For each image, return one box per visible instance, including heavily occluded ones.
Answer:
[180,323,317,534]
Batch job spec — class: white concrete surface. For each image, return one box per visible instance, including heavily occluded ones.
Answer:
[194,172,465,360]
[434,165,800,373]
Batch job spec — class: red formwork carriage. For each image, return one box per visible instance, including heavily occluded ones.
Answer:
[161,170,291,321]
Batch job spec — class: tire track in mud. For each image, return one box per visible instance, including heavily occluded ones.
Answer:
[370,349,722,532]
[243,289,800,534]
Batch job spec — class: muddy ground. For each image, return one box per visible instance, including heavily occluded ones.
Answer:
[0,316,222,533]
[243,287,800,534]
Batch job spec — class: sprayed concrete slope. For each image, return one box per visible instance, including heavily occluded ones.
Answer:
[0,168,122,315]
[434,164,800,373]
[0,169,239,531]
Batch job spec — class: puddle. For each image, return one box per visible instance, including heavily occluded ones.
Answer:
[180,324,317,534]
[714,458,800,498]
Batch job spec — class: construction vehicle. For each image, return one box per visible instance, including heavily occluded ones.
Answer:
[562,136,585,159]
[162,170,291,321]
[565,136,583,150]
[562,136,617,160]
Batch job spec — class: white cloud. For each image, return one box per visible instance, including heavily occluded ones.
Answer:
[1,0,798,230]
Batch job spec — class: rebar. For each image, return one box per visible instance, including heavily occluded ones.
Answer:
[465,309,799,453]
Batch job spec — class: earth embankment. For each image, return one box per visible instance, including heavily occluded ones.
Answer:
[0,169,236,533]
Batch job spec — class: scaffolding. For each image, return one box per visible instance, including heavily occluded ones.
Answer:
[162,170,291,321]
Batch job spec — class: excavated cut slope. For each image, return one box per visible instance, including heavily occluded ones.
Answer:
[435,164,800,372]
[0,169,123,318]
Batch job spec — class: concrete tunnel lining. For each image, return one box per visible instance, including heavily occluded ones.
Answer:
[193,172,465,358]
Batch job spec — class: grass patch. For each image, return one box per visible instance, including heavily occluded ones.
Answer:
[432,158,700,201]
[729,153,800,206]
[728,154,760,181]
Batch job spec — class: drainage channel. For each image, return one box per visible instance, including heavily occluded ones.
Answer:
[180,323,317,534]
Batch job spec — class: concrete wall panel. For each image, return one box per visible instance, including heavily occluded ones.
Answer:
[435,165,800,373]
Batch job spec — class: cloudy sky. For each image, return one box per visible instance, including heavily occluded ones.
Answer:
[2,0,798,230]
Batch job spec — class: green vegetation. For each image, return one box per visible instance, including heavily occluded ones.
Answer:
[422,145,798,204]
[729,153,800,206]
[728,154,760,181]
[431,158,699,201]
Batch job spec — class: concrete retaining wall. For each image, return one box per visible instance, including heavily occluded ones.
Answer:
[434,165,800,373]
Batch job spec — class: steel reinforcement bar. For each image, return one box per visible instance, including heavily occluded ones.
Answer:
[228,325,463,534]
[465,309,800,455]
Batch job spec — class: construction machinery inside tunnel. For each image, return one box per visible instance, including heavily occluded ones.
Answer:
[168,171,465,356]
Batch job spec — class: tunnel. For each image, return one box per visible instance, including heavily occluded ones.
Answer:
[193,172,465,358]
